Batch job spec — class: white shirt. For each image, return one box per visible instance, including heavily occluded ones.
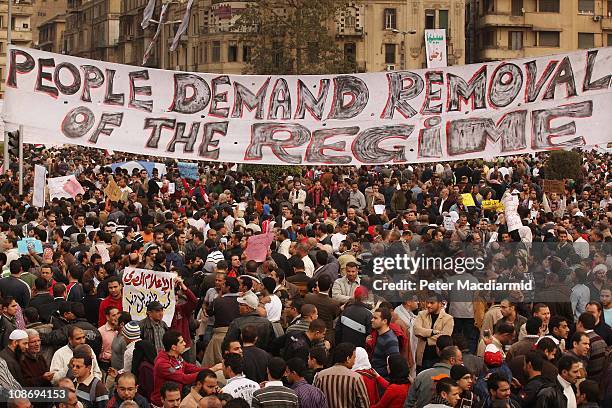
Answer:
[557,374,577,408]
[187,218,206,232]
[302,255,315,278]
[224,215,235,232]
[50,344,103,385]
[264,294,282,322]
[330,233,347,252]
[278,239,291,259]
[573,236,589,259]
[222,374,260,406]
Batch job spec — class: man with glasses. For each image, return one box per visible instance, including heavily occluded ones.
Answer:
[106,373,149,408]
[450,364,478,408]
[46,215,58,243]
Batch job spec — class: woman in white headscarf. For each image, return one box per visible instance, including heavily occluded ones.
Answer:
[352,346,383,405]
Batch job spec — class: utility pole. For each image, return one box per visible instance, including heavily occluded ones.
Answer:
[390,29,417,70]
[4,0,13,174]
[18,125,23,195]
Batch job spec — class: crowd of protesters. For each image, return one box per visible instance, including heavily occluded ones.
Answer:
[0,146,610,408]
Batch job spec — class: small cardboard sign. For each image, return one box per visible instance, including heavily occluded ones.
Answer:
[543,179,565,195]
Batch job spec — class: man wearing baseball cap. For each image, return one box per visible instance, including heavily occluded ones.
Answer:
[139,301,168,353]
[223,291,273,351]
[0,329,29,384]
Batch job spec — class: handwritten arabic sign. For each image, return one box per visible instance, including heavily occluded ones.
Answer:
[425,29,447,68]
[122,267,176,326]
[542,179,565,194]
[3,46,612,164]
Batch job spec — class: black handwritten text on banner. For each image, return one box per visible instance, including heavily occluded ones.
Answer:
[3,46,612,164]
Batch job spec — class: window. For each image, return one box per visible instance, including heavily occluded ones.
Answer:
[439,10,449,34]
[228,42,237,62]
[384,8,397,30]
[344,42,356,63]
[425,9,435,29]
[578,32,595,49]
[483,0,494,13]
[0,16,4,28]
[384,43,396,64]
[578,0,595,14]
[512,0,523,15]
[0,42,3,54]
[538,0,560,12]
[483,30,495,47]
[212,41,220,62]
[242,45,250,62]
[538,31,560,46]
[608,0,612,17]
[608,33,612,46]
[509,31,523,50]
[202,42,207,63]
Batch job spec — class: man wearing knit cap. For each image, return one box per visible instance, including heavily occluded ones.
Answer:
[121,321,141,374]
[0,329,29,384]
[451,364,479,408]
[336,285,372,348]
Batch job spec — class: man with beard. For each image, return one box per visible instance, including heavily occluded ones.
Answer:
[106,372,150,408]
[180,369,219,408]
[20,329,54,386]
[0,329,29,384]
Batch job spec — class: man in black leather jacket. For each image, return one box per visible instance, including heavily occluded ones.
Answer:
[535,354,581,408]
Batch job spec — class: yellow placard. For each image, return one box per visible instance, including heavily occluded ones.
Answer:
[461,193,476,207]
[482,199,505,211]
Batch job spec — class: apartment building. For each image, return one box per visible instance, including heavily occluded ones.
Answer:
[31,0,67,48]
[360,0,465,70]
[0,0,33,97]
[38,13,66,53]
[467,0,612,62]
[63,0,120,62]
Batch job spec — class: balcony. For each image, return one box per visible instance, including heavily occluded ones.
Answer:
[524,11,563,30]
[337,26,364,37]
[479,47,525,61]
[601,17,612,30]
[12,5,33,16]
[479,13,532,28]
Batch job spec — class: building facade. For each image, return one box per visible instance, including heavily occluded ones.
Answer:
[63,0,120,62]
[468,0,612,63]
[0,0,34,97]
[115,0,465,72]
[38,13,66,53]
[31,0,67,49]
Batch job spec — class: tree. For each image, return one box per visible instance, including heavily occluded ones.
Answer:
[544,150,582,180]
[233,0,359,75]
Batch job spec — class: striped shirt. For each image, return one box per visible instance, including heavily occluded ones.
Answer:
[313,364,370,408]
[291,379,328,408]
[251,381,299,408]
[0,357,21,389]
[75,374,109,408]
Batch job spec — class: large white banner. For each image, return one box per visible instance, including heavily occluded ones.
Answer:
[425,29,447,68]
[3,46,612,165]
[122,267,176,326]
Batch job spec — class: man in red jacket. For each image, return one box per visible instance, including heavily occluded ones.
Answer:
[170,276,198,363]
[151,330,221,407]
[98,277,122,326]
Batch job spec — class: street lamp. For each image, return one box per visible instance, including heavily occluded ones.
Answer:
[389,29,417,70]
